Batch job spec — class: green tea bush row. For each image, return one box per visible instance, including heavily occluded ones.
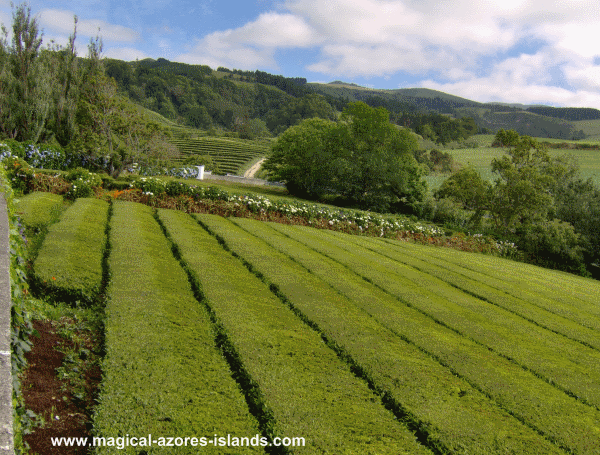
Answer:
[159,209,431,455]
[199,215,566,455]
[14,192,63,231]
[33,198,109,305]
[402,240,600,306]
[348,234,600,348]
[280,225,600,409]
[237,218,600,454]
[94,202,261,454]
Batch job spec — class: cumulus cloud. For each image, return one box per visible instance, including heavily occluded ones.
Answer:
[176,11,321,70]
[104,46,151,61]
[39,9,139,42]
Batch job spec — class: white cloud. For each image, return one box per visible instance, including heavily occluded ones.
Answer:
[175,11,321,70]
[39,9,139,42]
[0,9,10,29]
[103,47,151,61]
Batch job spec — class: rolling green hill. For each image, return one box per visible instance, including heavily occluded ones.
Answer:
[108,57,598,141]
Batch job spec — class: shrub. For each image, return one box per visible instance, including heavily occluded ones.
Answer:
[64,168,103,200]
[33,198,109,305]
[0,139,26,158]
[516,219,588,275]
[129,176,167,195]
[1,157,35,194]
[24,143,69,170]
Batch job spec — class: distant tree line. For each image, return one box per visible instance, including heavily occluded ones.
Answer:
[395,113,478,144]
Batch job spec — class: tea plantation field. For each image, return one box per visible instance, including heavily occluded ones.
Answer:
[27,197,600,454]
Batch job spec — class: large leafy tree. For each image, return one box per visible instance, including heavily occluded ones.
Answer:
[337,102,424,212]
[0,2,52,142]
[264,117,344,199]
[72,37,178,175]
[265,102,425,212]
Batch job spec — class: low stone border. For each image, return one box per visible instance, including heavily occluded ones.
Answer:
[0,195,14,454]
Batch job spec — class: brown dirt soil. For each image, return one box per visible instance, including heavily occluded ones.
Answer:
[21,320,101,455]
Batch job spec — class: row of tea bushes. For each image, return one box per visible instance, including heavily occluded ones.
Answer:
[94,202,262,454]
[236,219,600,454]
[197,215,567,455]
[157,209,432,455]
[32,198,109,305]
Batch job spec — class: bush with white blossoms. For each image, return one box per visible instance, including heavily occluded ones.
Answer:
[64,168,103,199]
[129,177,168,195]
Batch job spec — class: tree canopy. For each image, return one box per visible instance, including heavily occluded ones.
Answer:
[437,129,595,273]
[264,102,426,213]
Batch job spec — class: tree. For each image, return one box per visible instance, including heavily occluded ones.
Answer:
[437,130,590,274]
[488,135,556,232]
[435,165,492,225]
[264,117,343,199]
[265,102,426,212]
[0,2,52,142]
[337,102,424,211]
[72,37,178,175]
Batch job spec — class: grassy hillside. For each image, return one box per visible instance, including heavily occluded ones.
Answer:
[25,194,600,454]
[424,134,600,189]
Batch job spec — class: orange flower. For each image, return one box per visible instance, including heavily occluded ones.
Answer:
[52,276,56,280]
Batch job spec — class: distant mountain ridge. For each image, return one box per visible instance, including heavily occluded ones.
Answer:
[104,57,599,140]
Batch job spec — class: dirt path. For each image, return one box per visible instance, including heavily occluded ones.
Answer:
[244,158,266,178]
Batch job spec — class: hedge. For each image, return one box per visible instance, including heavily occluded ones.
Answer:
[239,219,600,454]
[159,209,431,455]
[199,215,566,455]
[33,197,109,305]
[275,224,600,409]
[13,192,63,230]
[93,201,261,454]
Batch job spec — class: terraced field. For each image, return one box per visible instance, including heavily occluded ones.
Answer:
[168,127,271,175]
[30,198,600,454]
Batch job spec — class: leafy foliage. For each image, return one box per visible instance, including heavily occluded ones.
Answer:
[0,165,35,454]
[437,129,595,274]
[265,102,426,213]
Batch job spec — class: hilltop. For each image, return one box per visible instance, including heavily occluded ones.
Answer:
[105,57,600,140]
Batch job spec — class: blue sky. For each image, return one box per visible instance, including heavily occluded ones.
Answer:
[2,0,600,108]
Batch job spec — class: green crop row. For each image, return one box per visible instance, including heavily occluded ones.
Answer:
[14,191,63,230]
[376,237,600,332]
[233,218,600,454]
[197,214,566,455]
[33,197,109,305]
[94,201,262,454]
[382,238,600,310]
[158,209,431,455]
[340,234,600,349]
[270,224,600,410]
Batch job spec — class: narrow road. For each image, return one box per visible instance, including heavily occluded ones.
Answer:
[244,158,266,179]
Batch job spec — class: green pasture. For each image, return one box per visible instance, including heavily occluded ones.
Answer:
[426,138,600,189]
